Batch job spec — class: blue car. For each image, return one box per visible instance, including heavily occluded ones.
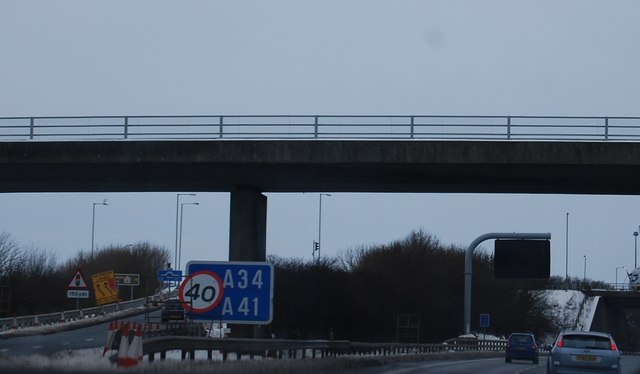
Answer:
[505,332,539,364]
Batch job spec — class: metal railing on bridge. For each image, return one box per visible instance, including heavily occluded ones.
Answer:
[0,295,161,331]
[2,115,640,141]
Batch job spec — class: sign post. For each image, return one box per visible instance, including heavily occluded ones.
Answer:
[158,269,183,286]
[115,273,140,301]
[179,261,274,324]
[479,313,490,328]
[463,232,551,334]
[66,268,89,310]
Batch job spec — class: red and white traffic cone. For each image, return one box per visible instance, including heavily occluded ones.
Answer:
[128,323,143,364]
[116,322,135,367]
[103,320,117,356]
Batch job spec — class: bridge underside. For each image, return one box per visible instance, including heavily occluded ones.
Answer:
[2,140,640,194]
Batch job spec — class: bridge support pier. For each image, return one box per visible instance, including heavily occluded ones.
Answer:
[229,190,267,262]
[228,190,267,338]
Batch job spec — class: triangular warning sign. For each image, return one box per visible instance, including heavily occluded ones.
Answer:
[68,268,88,289]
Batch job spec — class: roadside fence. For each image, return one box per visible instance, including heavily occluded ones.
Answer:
[141,335,508,362]
[0,296,157,330]
[97,321,510,367]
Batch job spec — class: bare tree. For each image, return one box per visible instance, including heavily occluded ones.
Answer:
[21,246,57,277]
[337,246,368,271]
[0,232,24,278]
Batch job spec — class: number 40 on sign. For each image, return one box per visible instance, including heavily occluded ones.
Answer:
[179,261,274,324]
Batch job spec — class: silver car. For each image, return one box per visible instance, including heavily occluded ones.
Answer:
[547,330,621,374]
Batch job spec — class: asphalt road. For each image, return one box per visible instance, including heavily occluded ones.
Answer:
[343,356,640,374]
[0,312,151,356]
[4,315,640,373]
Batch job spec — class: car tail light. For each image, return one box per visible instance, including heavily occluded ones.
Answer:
[556,338,563,348]
[531,343,537,351]
[611,340,617,351]
[505,341,511,349]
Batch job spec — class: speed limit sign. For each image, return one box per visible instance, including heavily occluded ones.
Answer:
[178,270,224,313]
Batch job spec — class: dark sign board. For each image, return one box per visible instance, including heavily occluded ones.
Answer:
[114,273,140,286]
[494,239,550,279]
[479,313,490,328]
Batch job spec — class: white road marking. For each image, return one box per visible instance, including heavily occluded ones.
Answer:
[514,365,540,374]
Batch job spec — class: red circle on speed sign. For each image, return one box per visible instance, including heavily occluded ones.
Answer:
[178,270,224,314]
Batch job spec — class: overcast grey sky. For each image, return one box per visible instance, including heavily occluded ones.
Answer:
[1,1,640,283]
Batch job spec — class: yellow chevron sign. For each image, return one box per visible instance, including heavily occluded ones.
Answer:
[91,270,119,305]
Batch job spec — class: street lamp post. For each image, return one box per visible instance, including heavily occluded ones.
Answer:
[634,231,638,270]
[583,255,587,284]
[91,199,108,256]
[175,193,196,269]
[178,202,199,270]
[616,266,626,290]
[317,193,331,261]
[565,212,569,287]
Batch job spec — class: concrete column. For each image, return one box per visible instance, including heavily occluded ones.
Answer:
[229,190,267,261]
[228,190,267,338]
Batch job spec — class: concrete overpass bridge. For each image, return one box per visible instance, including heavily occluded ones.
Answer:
[585,290,640,351]
[7,114,640,339]
[3,114,640,262]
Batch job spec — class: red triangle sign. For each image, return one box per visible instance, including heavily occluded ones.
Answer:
[68,268,88,289]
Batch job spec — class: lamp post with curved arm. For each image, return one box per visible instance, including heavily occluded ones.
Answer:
[616,266,627,290]
[91,199,108,256]
[316,193,331,261]
[634,231,638,270]
[175,193,196,268]
[178,202,199,270]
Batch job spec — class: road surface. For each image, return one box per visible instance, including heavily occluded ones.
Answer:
[3,315,640,373]
[343,355,640,374]
[0,311,152,356]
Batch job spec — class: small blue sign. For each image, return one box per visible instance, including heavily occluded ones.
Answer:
[181,261,273,324]
[157,269,183,282]
[479,313,491,328]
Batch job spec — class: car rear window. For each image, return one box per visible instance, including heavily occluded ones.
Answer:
[165,301,184,310]
[510,335,533,344]
[562,335,611,350]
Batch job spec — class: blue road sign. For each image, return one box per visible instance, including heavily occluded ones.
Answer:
[157,269,183,282]
[180,261,273,324]
[479,313,491,328]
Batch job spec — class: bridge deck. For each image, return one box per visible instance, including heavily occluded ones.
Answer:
[1,140,640,194]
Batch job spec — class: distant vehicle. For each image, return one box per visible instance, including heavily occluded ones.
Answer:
[547,330,621,374]
[161,299,185,323]
[505,332,539,364]
[628,267,640,291]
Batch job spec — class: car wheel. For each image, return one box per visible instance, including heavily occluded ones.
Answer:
[533,357,539,364]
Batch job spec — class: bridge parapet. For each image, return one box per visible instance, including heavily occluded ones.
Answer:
[585,289,640,299]
[2,115,640,142]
